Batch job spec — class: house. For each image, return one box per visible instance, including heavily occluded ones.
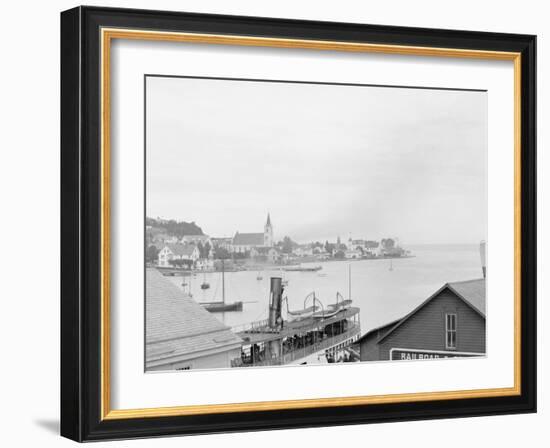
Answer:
[157,242,200,267]
[211,237,233,250]
[294,245,313,257]
[344,249,362,259]
[151,232,179,245]
[230,213,274,253]
[180,234,211,246]
[358,279,486,361]
[250,247,279,263]
[146,269,242,371]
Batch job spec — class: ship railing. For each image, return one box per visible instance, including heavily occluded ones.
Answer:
[235,323,361,367]
[232,319,269,333]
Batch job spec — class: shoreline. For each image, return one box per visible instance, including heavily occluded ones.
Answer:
[153,254,416,276]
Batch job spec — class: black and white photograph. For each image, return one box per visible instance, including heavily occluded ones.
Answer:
[145,75,488,372]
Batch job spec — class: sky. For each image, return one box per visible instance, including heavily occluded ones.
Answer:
[146,76,487,245]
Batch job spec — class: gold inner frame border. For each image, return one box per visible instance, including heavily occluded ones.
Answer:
[99,27,522,420]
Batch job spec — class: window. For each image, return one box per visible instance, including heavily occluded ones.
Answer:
[446,313,457,349]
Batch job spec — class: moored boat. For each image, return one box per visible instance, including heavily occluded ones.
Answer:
[200,259,243,313]
[282,265,323,272]
[200,301,243,312]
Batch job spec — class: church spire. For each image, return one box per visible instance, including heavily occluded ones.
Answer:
[266,213,271,227]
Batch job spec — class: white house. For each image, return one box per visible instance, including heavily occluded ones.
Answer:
[344,248,362,259]
[250,247,279,263]
[158,243,200,267]
[180,234,211,246]
[294,245,313,257]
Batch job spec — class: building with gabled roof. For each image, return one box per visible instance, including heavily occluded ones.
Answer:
[230,213,274,253]
[157,242,200,267]
[146,269,242,371]
[358,278,486,361]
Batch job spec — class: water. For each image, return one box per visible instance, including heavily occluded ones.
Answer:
[168,244,484,333]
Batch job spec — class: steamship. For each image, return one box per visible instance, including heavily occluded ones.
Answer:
[231,277,361,367]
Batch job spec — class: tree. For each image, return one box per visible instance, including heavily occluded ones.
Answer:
[213,246,231,260]
[281,236,295,254]
[324,240,334,255]
[203,241,211,258]
[381,238,395,250]
[334,250,346,259]
[145,245,159,263]
[197,241,205,258]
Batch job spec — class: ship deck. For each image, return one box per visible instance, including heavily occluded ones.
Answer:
[236,307,360,345]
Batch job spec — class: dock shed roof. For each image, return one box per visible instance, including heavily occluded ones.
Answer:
[146,269,242,365]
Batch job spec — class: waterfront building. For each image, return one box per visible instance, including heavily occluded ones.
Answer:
[344,248,362,259]
[195,258,214,270]
[294,245,313,257]
[230,213,274,253]
[180,234,211,246]
[211,237,233,250]
[146,269,242,371]
[250,246,279,263]
[358,279,486,361]
[157,242,200,267]
[151,232,179,246]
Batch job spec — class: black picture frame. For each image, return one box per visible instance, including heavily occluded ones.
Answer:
[61,5,536,442]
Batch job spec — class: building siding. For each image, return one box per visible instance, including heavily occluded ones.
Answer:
[148,347,242,371]
[360,288,485,361]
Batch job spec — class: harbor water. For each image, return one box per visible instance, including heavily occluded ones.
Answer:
[167,244,485,333]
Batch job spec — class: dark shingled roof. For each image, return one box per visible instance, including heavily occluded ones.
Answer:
[252,247,277,255]
[165,242,197,256]
[146,269,242,366]
[232,232,264,246]
[447,279,486,317]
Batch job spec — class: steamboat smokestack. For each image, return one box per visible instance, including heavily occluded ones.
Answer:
[479,240,486,278]
[268,277,283,328]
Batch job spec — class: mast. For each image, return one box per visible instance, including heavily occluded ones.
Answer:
[221,259,225,304]
[348,264,352,300]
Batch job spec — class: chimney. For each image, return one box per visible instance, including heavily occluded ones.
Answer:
[268,277,283,328]
[479,240,486,278]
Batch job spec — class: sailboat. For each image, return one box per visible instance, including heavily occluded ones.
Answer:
[389,259,394,271]
[200,259,243,312]
[256,270,263,281]
[200,272,210,290]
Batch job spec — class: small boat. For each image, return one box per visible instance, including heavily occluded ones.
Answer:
[256,271,263,281]
[201,301,243,312]
[200,273,210,289]
[287,305,319,320]
[181,282,187,287]
[202,259,242,313]
[327,299,352,310]
[283,265,322,272]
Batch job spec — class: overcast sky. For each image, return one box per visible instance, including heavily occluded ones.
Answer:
[146,76,487,245]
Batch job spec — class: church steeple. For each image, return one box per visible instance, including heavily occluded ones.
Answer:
[264,213,273,247]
